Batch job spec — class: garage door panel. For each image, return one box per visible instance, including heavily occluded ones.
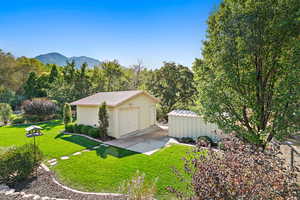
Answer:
[119,107,139,137]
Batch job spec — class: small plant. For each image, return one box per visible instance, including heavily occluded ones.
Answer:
[0,144,43,185]
[119,170,158,200]
[98,102,109,139]
[0,103,12,125]
[63,103,72,128]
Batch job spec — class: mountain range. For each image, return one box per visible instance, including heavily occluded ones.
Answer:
[35,52,101,68]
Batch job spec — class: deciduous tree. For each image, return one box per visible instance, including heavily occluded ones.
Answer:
[195,0,300,147]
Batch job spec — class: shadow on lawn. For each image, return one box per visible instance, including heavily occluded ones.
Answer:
[55,133,139,159]
[95,146,138,159]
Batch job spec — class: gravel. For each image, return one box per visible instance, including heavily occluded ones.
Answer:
[7,168,124,200]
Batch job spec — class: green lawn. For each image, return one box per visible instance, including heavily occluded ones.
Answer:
[0,120,191,197]
[0,120,99,158]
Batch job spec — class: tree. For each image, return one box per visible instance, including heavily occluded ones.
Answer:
[0,103,12,125]
[63,103,72,127]
[101,60,123,91]
[168,135,299,199]
[48,64,59,83]
[195,0,300,147]
[98,102,109,139]
[147,62,196,120]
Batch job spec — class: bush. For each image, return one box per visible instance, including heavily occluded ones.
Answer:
[180,137,195,144]
[22,98,58,121]
[168,134,299,199]
[65,124,75,133]
[0,103,13,125]
[87,128,99,138]
[11,116,26,124]
[81,125,90,134]
[119,170,157,200]
[0,144,43,185]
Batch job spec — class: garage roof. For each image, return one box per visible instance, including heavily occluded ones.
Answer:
[70,90,159,107]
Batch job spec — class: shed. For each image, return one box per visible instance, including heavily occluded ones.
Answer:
[70,90,159,138]
[168,110,219,139]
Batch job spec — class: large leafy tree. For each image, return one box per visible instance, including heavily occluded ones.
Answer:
[195,0,300,147]
[101,60,124,91]
[147,62,196,119]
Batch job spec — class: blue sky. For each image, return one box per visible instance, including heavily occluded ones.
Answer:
[0,0,220,68]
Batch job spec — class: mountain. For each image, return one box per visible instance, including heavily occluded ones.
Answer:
[35,52,101,68]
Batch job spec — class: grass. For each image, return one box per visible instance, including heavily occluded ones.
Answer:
[53,144,190,197]
[0,120,99,158]
[0,120,192,197]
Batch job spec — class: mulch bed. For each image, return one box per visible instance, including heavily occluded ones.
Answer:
[8,168,123,200]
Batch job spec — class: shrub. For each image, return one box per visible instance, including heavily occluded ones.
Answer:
[0,144,43,185]
[168,134,299,199]
[11,116,26,124]
[63,103,72,127]
[81,125,90,134]
[0,103,13,125]
[119,170,157,200]
[22,98,58,121]
[65,124,75,133]
[180,137,195,144]
[98,102,109,139]
[87,128,99,138]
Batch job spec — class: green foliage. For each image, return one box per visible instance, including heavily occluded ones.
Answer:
[63,103,72,127]
[168,135,299,199]
[22,98,58,121]
[48,64,59,83]
[195,0,300,147]
[98,102,109,139]
[147,62,196,120]
[65,123,99,138]
[0,103,12,125]
[0,143,43,185]
[11,115,26,124]
[119,170,158,200]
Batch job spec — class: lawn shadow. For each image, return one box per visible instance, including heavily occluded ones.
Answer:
[55,133,139,158]
[95,145,138,159]
[55,133,99,149]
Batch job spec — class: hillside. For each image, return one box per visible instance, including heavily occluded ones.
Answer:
[35,52,101,68]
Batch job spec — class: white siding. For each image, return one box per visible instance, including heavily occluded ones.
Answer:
[76,93,157,138]
[168,114,218,138]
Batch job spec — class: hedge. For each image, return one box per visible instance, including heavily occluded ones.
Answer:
[65,124,99,139]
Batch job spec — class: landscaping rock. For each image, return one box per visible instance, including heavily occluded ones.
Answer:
[50,161,57,166]
[92,145,101,149]
[60,156,69,160]
[5,189,15,195]
[0,184,10,192]
[72,152,81,156]
[33,194,41,199]
[101,144,109,147]
[48,159,57,163]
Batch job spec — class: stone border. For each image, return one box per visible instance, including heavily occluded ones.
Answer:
[40,164,123,197]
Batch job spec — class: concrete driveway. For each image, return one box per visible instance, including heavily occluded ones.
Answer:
[104,125,179,155]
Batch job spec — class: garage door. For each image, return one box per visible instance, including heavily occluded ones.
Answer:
[119,107,139,137]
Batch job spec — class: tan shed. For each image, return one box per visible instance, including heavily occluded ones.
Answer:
[168,110,219,139]
[70,90,159,138]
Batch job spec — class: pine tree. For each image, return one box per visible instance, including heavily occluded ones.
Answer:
[98,102,109,139]
[23,72,38,99]
[49,64,59,83]
[63,103,72,127]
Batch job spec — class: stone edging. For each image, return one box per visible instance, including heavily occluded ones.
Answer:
[40,164,123,197]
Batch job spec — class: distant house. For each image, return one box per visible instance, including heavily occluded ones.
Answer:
[70,90,159,138]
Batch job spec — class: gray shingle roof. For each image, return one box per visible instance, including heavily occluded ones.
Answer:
[70,90,159,107]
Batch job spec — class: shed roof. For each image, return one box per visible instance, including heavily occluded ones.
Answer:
[168,110,199,117]
[70,90,159,107]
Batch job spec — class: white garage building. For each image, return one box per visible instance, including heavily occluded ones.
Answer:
[70,90,159,138]
[168,110,219,139]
